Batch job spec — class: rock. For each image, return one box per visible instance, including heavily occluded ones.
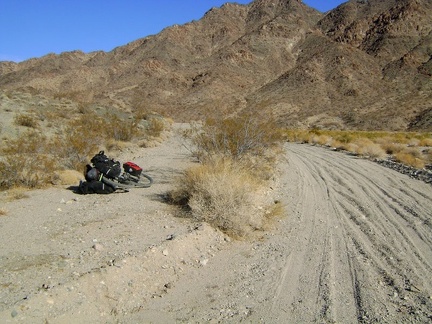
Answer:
[92,243,104,251]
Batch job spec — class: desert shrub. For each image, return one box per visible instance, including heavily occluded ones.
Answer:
[14,113,38,128]
[310,134,333,146]
[401,147,422,158]
[0,153,57,190]
[168,158,277,238]
[146,116,167,138]
[2,130,48,155]
[419,137,432,147]
[284,130,310,143]
[407,138,421,147]
[353,138,386,158]
[285,129,432,167]
[5,187,29,201]
[394,151,425,169]
[189,112,283,162]
[375,137,404,154]
[334,132,355,144]
[170,113,284,239]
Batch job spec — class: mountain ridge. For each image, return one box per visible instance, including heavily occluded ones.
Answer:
[1,0,431,130]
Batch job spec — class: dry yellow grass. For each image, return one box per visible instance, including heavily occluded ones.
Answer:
[53,170,84,186]
[353,138,387,159]
[6,187,30,201]
[168,157,280,239]
[394,152,425,169]
[285,129,431,168]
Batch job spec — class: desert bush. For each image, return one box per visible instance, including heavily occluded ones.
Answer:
[189,112,283,162]
[394,151,425,169]
[146,116,168,138]
[103,113,137,142]
[170,113,284,238]
[2,130,48,155]
[375,137,404,155]
[419,137,432,147]
[0,153,57,190]
[14,113,38,128]
[353,138,386,158]
[401,147,422,159]
[284,130,310,143]
[5,187,29,201]
[168,158,277,238]
[310,134,333,146]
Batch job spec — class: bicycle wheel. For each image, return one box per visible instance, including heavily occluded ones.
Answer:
[102,173,153,189]
[121,173,153,188]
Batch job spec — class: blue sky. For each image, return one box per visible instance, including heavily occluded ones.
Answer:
[0,1,346,63]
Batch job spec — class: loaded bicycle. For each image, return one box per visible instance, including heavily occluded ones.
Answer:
[78,151,153,194]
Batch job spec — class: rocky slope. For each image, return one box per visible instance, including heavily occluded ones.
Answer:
[0,0,431,130]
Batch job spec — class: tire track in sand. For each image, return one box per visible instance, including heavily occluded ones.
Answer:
[274,143,432,323]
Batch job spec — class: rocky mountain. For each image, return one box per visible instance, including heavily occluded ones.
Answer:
[1,0,431,131]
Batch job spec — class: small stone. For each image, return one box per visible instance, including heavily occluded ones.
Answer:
[11,310,18,318]
[93,243,104,251]
[162,249,169,256]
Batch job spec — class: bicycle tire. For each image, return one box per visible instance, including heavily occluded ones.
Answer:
[102,173,153,189]
[119,173,153,189]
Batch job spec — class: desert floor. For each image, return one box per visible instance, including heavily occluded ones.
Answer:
[1,125,431,323]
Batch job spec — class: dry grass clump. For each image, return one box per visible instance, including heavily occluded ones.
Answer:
[394,152,425,169]
[138,115,172,147]
[0,153,57,190]
[310,134,333,146]
[375,137,405,154]
[14,113,39,128]
[5,187,30,201]
[168,158,280,238]
[393,147,425,168]
[53,169,83,186]
[171,113,285,239]
[189,112,283,163]
[419,138,432,147]
[353,138,386,159]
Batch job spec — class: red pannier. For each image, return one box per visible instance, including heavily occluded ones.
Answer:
[123,162,142,177]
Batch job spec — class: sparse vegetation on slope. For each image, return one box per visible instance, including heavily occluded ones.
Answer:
[0,91,170,190]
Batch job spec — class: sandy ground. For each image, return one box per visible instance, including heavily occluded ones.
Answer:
[1,126,432,323]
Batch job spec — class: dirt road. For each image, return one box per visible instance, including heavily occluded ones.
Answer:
[1,130,431,323]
